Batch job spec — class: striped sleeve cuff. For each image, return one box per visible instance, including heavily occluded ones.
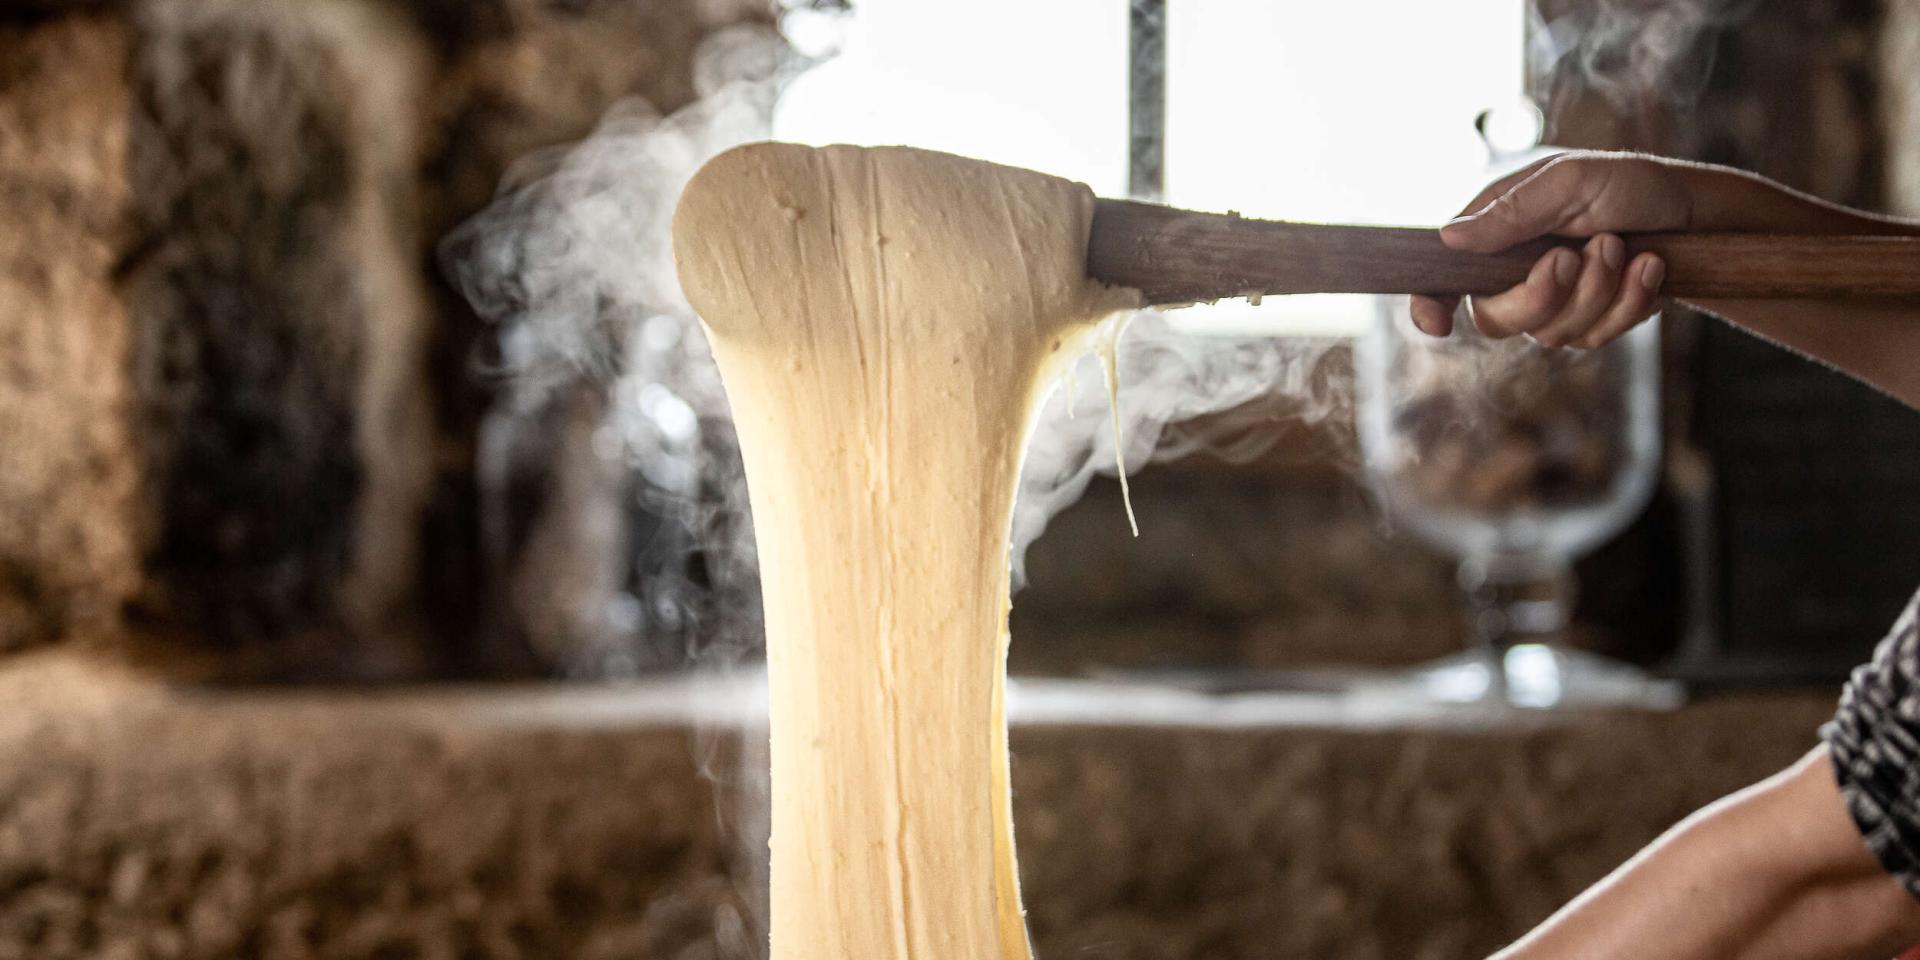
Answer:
[1823,592,1920,900]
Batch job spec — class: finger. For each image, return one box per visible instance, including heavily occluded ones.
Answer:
[1441,157,1590,253]
[1410,295,1458,336]
[1573,253,1666,350]
[1467,246,1579,339]
[1530,234,1626,348]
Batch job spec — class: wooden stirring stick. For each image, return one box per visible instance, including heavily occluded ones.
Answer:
[1087,197,1920,306]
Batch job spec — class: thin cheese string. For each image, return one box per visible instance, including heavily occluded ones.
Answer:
[1097,313,1139,537]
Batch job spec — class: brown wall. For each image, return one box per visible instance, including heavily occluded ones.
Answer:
[0,0,764,680]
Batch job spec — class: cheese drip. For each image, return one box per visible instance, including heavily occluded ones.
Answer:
[673,142,1136,960]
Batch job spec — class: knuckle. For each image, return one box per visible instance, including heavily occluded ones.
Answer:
[1538,153,1588,187]
[1575,287,1602,312]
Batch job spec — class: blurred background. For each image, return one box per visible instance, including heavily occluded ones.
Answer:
[4,0,1920,957]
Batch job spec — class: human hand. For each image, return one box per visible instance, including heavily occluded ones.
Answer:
[1409,152,1694,348]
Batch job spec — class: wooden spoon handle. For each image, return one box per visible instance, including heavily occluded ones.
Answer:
[1088,198,1920,305]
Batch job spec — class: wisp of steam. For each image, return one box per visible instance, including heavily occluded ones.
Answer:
[1015,313,1351,581]
[1529,0,1738,108]
[439,22,801,951]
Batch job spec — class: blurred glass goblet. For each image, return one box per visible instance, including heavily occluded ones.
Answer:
[1357,295,1680,709]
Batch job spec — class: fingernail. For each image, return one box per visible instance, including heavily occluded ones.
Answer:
[1412,305,1443,336]
[1552,249,1579,286]
[1640,257,1665,292]
[1600,235,1625,271]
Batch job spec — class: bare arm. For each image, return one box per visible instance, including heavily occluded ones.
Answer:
[1494,747,1920,960]
[1410,153,1920,408]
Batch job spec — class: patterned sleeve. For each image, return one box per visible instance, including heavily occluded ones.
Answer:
[1822,588,1920,899]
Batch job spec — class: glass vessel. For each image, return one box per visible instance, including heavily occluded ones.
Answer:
[1357,295,1681,709]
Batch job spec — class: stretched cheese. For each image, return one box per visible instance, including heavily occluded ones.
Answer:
[673,142,1136,960]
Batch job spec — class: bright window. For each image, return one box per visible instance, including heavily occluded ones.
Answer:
[773,0,1130,196]
[1164,1,1526,336]
[774,0,1528,336]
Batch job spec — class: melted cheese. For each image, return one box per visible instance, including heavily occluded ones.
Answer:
[673,142,1136,960]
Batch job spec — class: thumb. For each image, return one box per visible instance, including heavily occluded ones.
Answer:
[1440,161,1582,253]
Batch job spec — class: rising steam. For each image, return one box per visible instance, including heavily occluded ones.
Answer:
[439,24,803,953]
[1014,312,1350,582]
[1528,0,1737,108]
[441,22,804,682]
[441,27,1354,667]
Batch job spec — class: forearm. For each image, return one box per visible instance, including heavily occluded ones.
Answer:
[1753,858,1920,960]
[1494,748,1920,960]
[1673,166,1920,408]
[1672,163,1919,238]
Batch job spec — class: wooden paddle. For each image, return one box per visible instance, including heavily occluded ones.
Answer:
[1087,197,1920,306]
